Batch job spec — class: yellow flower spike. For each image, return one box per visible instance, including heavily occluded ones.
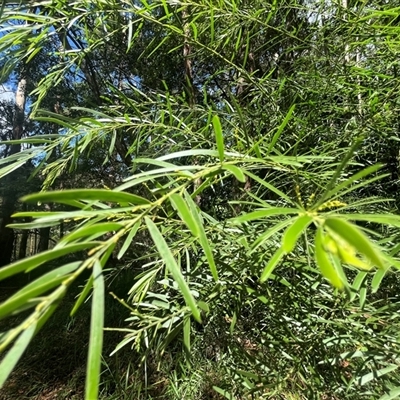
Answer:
[295,184,303,206]
[306,192,316,208]
[318,200,347,211]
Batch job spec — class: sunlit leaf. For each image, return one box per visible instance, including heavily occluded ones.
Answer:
[379,387,400,400]
[22,189,150,205]
[282,214,312,253]
[325,218,384,269]
[358,364,398,386]
[85,260,105,400]
[60,222,124,244]
[184,192,218,281]
[315,227,344,289]
[231,208,298,224]
[145,217,201,322]
[0,322,36,388]
[212,114,224,162]
[371,269,386,293]
[183,315,191,355]
[170,193,200,237]
[0,243,97,282]
[223,164,246,183]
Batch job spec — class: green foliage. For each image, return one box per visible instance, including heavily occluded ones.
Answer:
[1,0,400,399]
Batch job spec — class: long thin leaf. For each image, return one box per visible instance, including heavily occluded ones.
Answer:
[0,263,80,319]
[22,189,150,205]
[325,218,384,269]
[184,192,218,281]
[315,227,344,289]
[145,217,201,322]
[212,114,224,162]
[231,208,298,224]
[0,322,36,388]
[170,193,200,237]
[0,243,97,281]
[358,365,398,386]
[260,247,285,283]
[282,215,313,253]
[85,260,105,400]
[379,387,400,400]
[117,222,140,259]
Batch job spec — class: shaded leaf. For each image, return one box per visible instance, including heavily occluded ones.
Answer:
[117,222,140,259]
[0,262,80,319]
[260,247,285,283]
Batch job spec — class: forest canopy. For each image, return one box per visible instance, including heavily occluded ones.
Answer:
[1,1,400,399]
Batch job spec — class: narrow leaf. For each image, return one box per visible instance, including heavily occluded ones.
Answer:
[244,171,294,203]
[379,387,400,400]
[117,222,140,259]
[170,194,200,237]
[282,215,312,253]
[251,217,297,253]
[212,114,224,162]
[0,322,36,388]
[350,271,368,302]
[358,365,397,386]
[85,260,105,400]
[184,192,218,281]
[22,189,150,205]
[0,263,79,319]
[315,227,344,289]
[61,222,124,244]
[145,217,201,322]
[325,218,384,269]
[213,386,234,400]
[232,208,298,224]
[260,247,285,283]
[268,104,295,154]
[71,275,94,316]
[223,164,246,183]
[359,286,367,309]
[183,315,191,356]
[371,269,386,293]
[0,243,97,282]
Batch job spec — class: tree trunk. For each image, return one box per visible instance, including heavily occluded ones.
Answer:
[18,230,29,259]
[37,227,50,253]
[0,76,27,266]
